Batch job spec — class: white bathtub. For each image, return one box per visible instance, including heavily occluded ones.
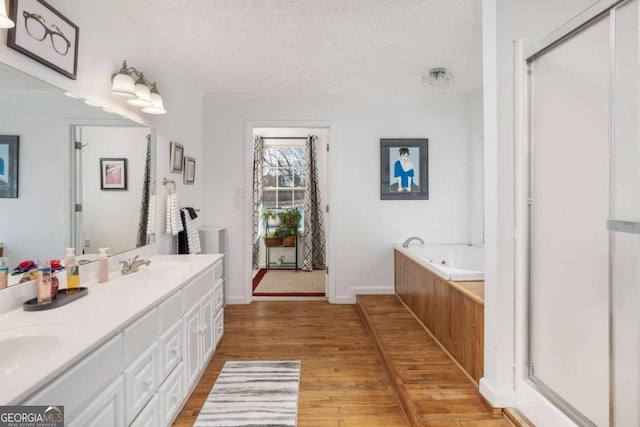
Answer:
[395,243,484,281]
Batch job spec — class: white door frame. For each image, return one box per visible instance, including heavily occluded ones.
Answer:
[244,120,336,303]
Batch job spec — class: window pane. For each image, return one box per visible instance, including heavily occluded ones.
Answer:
[263,166,277,187]
[278,190,293,206]
[263,190,277,208]
[293,190,305,206]
[278,168,293,187]
[294,168,305,187]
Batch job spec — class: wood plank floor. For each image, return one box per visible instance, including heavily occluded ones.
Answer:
[173,299,514,427]
[173,301,408,427]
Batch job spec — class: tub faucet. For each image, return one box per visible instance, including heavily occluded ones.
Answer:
[402,236,425,248]
[119,255,151,275]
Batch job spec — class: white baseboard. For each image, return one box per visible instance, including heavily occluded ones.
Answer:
[479,378,517,408]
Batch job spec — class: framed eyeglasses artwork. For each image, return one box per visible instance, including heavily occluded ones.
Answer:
[7,0,79,79]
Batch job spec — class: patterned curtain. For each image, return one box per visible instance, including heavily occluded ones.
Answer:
[136,135,151,247]
[252,136,265,269]
[302,135,326,271]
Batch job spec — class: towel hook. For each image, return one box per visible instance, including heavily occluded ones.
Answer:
[162,177,176,194]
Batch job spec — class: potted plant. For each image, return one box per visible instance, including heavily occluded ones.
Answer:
[264,231,283,247]
[282,227,297,247]
[279,208,301,229]
[262,208,282,227]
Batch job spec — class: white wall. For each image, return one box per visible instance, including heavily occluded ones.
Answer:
[482,0,605,424]
[0,0,203,259]
[202,93,476,304]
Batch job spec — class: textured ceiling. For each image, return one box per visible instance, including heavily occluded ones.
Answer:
[111,0,482,95]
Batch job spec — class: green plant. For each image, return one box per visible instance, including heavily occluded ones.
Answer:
[279,208,301,229]
[274,226,291,238]
[261,208,278,222]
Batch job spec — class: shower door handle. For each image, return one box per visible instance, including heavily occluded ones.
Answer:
[607,219,640,235]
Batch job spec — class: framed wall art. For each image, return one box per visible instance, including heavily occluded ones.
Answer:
[170,141,184,173]
[184,156,195,184]
[0,135,19,198]
[7,0,79,79]
[100,158,127,190]
[380,138,428,200]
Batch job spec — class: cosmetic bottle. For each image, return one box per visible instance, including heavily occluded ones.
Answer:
[65,247,80,294]
[37,258,52,305]
[98,248,109,283]
[0,257,8,289]
[50,259,62,297]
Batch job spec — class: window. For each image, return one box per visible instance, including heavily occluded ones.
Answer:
[262,145,305,221]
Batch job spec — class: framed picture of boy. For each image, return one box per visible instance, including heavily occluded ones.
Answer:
[380,138,428,200]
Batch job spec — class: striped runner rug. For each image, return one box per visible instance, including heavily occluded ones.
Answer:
[194,361,301,427]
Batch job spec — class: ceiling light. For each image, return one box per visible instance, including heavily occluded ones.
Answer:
[423,68,454,91]
[0,0,15,29]
[110,60,166,114]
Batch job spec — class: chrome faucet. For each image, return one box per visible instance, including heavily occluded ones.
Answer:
[402,236,425,248]
[119,255,151,275]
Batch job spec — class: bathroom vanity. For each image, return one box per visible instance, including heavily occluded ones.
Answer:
[0,254,224,426]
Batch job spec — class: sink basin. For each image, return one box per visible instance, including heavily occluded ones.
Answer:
[127,262,192,280]
[0,325,67,377]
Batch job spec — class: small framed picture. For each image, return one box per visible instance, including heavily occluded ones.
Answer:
[170,141,184,173]
[380,138,429,200]
[184,156,195,185]
[7,0,79,79]
[0,135,19,198]
[100,158,127,190]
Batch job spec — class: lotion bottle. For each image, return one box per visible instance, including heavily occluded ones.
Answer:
[65,247,80,294]
[98,248,109,283]
[0,257,8,289]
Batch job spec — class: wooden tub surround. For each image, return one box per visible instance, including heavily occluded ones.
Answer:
[394,249,484,384]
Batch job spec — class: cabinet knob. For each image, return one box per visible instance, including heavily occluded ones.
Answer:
[171,346,179,354]
[172,392,180,401]
[143,377,153,388]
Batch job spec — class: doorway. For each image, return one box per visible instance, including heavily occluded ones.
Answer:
[249,126,329,300]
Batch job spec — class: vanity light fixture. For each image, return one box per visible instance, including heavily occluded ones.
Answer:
[0,0,15,28]
[110,60,167,115]
[422,67,454,91]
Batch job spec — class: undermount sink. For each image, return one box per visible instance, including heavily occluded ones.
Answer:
[128,262,192,280]
[0,324,69,377]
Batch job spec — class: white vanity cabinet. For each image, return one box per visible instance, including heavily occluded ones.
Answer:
[17,255,225,427]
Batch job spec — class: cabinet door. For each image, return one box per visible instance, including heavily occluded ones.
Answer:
[183,304,201,391]
[202,290,214,363]
[129,395,159,427]
[124,343,158,425]
[159,362,184,426]
[158,319,182,382]
[68,376,124,427]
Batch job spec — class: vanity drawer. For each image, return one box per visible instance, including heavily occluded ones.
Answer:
[123,308,159,365]
[214,309,224,347]
[158,318,183,381]
[158,290,183,333]
[183,268,213,308]
[24,334,122,417]
[159,362,184,426]
[214,278,224,313]
[124,343,159,425]
[129,394,160,427]
[68,376,124,427]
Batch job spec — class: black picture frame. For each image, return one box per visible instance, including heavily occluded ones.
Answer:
[380,138,428,200]
[100,158,127,190]
[0,135,19,198]
[7,0,79,80]
[184,156,195,185]
[170,141,184,173]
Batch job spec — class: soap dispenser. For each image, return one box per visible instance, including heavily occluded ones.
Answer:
[98,248,109,283]
[65,247,80,294]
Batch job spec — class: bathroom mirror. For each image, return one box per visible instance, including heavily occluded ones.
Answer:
[0,62,155,285]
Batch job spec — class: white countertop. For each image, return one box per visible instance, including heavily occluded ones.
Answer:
[0,254,223,405]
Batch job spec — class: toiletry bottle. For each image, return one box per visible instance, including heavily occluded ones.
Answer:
[37,258,52,304]
[0,257,8,289]
[50,260,60,297]
[65,247,80,294]
[98,248,109,283]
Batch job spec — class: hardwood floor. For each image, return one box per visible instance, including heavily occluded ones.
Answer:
[173,300,514,427]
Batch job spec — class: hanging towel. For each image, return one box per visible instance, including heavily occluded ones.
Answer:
[165,193,183,236]
[146,194,156,236]
[180,207,202,254]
